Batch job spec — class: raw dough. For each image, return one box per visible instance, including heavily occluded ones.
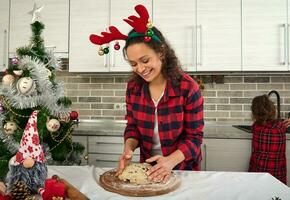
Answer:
[118,163,152,185]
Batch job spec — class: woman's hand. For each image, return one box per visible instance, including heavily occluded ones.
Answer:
[145,155,176,183]
[116,148,133,176]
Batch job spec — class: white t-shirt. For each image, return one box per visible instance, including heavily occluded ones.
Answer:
[151,92,164,156]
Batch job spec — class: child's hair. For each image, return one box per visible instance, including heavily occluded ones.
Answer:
[123,27,182,85]
[251,94,276,124]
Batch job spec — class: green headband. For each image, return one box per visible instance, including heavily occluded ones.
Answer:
[127,32,161,42]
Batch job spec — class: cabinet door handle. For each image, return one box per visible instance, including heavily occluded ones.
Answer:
[203,143,207,171]
[111,45,115,67]
[280,24,287,65]
[3,29,7,67]
[197,25,203,66]
[288,24,290,65]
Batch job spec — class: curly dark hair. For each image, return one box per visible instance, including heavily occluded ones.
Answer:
[123,27,182,86]
[251,94,276,125]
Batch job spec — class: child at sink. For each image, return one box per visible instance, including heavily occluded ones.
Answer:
[249,94,289,184]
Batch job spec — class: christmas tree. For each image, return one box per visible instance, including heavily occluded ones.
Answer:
[0,6,84,181]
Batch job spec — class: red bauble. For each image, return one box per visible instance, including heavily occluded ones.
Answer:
[70,111,78,120]
[144,36,152,42]
[114,42,120,50]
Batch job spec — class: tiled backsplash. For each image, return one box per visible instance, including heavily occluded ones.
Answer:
[56,71,290,122]
[2,57,290,122]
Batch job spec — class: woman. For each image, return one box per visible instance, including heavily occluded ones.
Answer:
[116,26,204,183]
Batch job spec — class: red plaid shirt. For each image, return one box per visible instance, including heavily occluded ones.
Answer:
[124,73,204,170]
[249,120,287,184]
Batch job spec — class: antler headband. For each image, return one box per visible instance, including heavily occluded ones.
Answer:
[89,4,161,56]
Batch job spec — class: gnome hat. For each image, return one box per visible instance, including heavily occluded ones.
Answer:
[14,110,45,165]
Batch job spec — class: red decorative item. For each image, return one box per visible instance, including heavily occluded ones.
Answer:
[90,26,127,45]
[144,36,152,42]
[70,111,78,120]
[114,42,120,50]
[39,178,66,200]
[123,4,149,33]
[89,4,152,48]
[0,194,11,200]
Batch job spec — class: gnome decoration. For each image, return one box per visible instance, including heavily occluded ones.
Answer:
[6,110,47,194]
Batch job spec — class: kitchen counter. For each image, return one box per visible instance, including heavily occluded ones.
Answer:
[72,120,290,139]
[47,165,290,200]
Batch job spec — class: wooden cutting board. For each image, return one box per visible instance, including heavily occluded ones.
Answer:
[99,169,181,197]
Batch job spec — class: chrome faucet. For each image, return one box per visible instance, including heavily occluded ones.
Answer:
[268,90,281,119]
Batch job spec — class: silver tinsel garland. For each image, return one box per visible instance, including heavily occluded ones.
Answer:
[2,56,70,117]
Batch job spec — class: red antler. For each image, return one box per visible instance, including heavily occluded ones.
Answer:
[123,4,149,33]
[89,26,127,45]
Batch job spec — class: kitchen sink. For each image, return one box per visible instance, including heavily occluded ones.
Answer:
[233,124,290,133]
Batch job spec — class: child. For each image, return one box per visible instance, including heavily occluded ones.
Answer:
[249,94,287,184]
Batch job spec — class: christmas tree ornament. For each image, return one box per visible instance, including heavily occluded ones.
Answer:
[70,111,78,121]
[90,5,161,55]
[59,114,70,123]
[6,111,47,194]
[11,57,19,65]
[28,3,43,23]
[98,47,104,56]
[3,121,17,135]
[2,74,15,86]
[46,119,60,132]
[103,46,109,54]
[16,77,36,95]
[114,42,120,50]
[13,70,23,76]
[45,68,52,78]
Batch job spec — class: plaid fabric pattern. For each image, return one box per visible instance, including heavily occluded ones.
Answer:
[124,73,204,170]
[249,120,287,184]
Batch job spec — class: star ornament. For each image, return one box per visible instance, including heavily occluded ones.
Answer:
[28,3,44,22]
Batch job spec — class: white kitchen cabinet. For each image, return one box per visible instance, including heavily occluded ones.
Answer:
[242,0,288,71]
[69,0,152,72]
[196,0,241,71]
[153,0,196,71]
[204,138,251,172]
[0,0,9,70]
[69,0,109,72]
[9,0,69,56]
[88,136,140,167]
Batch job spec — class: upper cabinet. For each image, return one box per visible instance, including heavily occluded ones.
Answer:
[154,0,241,72]
[196,0,241,71]
[69,0,152,72]
[0,0,9,71]
[9,0,69,56]
[153,0,196,71]
[69,0,110,72]
[242,0,288,71]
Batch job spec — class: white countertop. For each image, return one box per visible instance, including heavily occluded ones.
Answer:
[48,165,290,200]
